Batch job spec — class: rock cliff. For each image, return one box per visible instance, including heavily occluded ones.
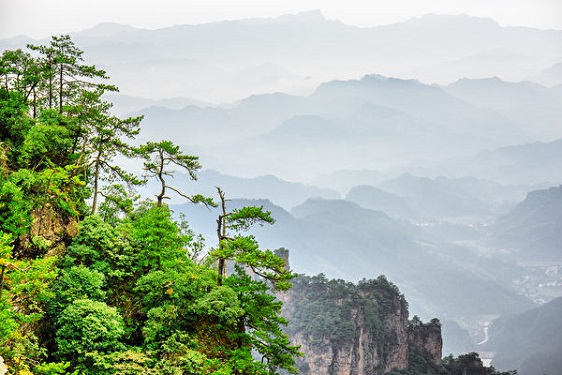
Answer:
[281,274,442,374]
[16,203,78,258]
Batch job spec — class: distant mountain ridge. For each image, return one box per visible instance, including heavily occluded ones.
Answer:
[3,12,559,102]
[404,137,562,187]
[444,77,562,139]
[129,74,561,182]
[346,174,518,220]
[144,169,339,210]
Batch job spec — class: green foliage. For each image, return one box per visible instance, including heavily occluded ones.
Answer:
[0,48,41,100]
[79,88,144,214]
[0,233,16,338]
[227,205,275,231]
[0,88,32,152]
[211,187,295,290]
[0,233,59,372]
[442,353,517,375]
[135,263,214,347]
[153,331,239,375]
[288,274,364,347]
[27,34,113,113]
[128,203,193,270]
[195,286,245,327]
[36,165,88,216]
[97,183,139,224]
[226,267,302,374]
[48,265,106,316]
[55,299,125,364]
[34,361,73,375]
[0,165,87,251]
[87,349,158,375]
[0,171,34,237]
[139,140,203,207]
[18,110,73,169]
[62,215,136,285]
[0,35,301,375]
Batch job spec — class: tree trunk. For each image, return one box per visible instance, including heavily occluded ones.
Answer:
[217,258,225,286]
[156,149,166,207]
[91,150,102,215]
[216,188,229,285]
[59,65,63,113]
[48,74,53,109]
[32,87,37,118]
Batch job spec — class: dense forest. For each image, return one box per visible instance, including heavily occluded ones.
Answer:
[0,35,515,375]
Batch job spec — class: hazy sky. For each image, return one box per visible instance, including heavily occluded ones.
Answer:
[1,0,561,39]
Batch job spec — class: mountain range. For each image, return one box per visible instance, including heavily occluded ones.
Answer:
[2,12,560,103]
[4,12,560,185]
[122,73,562,183]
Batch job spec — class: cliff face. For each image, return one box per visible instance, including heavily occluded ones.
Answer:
[408,319,443,368]
[281,275,442,375]
[17,203,78,258]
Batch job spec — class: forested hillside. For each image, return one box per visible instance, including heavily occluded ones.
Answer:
[0,35,516,375]
[0,35,297,375]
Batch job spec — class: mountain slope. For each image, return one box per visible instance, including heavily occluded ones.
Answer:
[488,297,562,375]
[444,77,562,139]
[492,185,562,261]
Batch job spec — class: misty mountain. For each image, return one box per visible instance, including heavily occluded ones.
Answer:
[4,12,559,103]
[75,22,137,38]
[491,185,562,261]
[141,169,339,210]
[406,138,562,187]
[103,93,211,116]
[444,77,562,139]
[469,139,562,186]
[534,62,562,87]
[342,172,526,228]
[487,297,562,375]
[346,185,418,220]
[132,73,547,181]
[312,169,389,194]
[6,17,560,183]
[371,174,520,220]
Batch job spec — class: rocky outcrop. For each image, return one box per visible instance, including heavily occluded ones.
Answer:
[408,318,443,367]
[281,275,442,375]
[17,203,78,258]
